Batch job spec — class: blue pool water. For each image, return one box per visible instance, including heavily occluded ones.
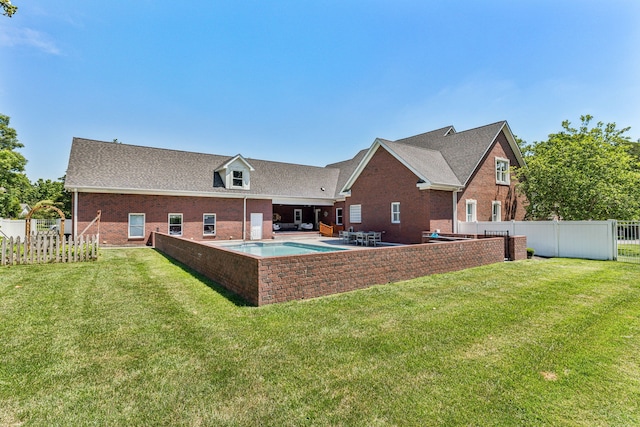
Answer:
[220,242,344,257]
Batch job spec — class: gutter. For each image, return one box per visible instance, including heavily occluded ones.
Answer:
[452,187,463,233]
[73,189,78,237]
[243,196,247,241]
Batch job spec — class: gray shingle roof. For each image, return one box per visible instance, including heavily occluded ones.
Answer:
[65,121,519,201]
[382,142,462,187]
[65,138,340,201]
[325,149,368,198]
[395,121,508,185]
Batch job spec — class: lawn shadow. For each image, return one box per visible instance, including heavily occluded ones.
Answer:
[154,249,252,307]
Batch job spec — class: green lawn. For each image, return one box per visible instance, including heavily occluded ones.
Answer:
[619,242,640,262]
[1,249,639,426]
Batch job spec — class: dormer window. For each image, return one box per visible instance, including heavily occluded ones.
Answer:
[232,170,244,187]
[215,154,255,190]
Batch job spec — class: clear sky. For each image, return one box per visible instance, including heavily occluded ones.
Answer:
[1,0,639,181]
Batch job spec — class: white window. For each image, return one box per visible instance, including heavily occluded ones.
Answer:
[203,213,216,235]
[232,170,244,187]
[350,204,362,223]
[168,213,183,236]
[466,200,477,222]
[492,201,502,222]
[496,158,510,185]
[391,202,400,223]
[335,208,343,225]
[128,213,145,238]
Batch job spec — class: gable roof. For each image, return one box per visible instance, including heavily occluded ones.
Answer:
[215,154,255,172]
[65,120,525,203]
[380,140,462,187]
[395,121,524,185]
[340,121,524,193]
[340,139,462,193]
[325,149,368,198]
[65,138,340,203]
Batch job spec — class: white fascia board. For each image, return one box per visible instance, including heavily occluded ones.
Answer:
[417,182,464,191]
[340,139,431,192]
[379,141,432,185]
[500,121,526,167]
[339,140,382,193]
[69,186,336,204]
[271,197,335,206]
[71,186,261,199]
[463,121,525,186]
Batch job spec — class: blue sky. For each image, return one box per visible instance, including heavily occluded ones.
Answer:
[1,0,639,181]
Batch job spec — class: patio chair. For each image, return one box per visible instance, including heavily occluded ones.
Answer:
[367,232,381,247]
[355,232,366,246]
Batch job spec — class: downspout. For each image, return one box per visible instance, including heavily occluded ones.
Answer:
[243,196,247,241]
[452,189,461,233]
[73,189,78,238]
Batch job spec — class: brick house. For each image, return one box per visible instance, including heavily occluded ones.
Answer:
[64,121,526,245]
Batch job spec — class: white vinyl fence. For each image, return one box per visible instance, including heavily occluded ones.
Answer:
[617,221,640,263]
[458,220,617,260]
[0,218,71,240]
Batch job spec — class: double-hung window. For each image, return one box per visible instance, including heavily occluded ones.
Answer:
[391,202,400,223]
[335,208,343,225]
[169,213,183,236]
[232,170,243,187]
[495,158,510,185]
[350,204,362,224]
[128,213,145,238]
[492,201,502,222]
[466,200,477,222]
[203,214,216,235]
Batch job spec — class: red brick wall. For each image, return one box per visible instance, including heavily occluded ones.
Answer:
[429,190,454,233]
[345,148,430,244]
[153,233,505,306]
[74,193,273,246]
[332,201,346,227]
[246,199,273,240]
[509,235,527,261]
[457,130,526,223]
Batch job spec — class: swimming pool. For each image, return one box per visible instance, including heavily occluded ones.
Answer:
[220,241,345,257]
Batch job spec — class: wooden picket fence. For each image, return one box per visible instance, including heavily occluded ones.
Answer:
[1,233,99,266]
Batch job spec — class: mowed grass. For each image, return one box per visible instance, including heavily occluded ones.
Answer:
[619,242,640,262]
[1,249,640,426]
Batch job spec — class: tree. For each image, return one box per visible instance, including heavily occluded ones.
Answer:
[0,114,30,218]
[1,0,17,17]
[621,139,640,171]
[26,177,72,218]
[515,115,640,220]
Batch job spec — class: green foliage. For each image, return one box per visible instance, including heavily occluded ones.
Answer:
[25,177,72,218]
[0,114,70,219]
[0,114,29,218]
[621,139,640,171]
[1,0,17,17]
[516,115,640,220]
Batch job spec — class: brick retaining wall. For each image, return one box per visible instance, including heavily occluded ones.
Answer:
[155,233,514,306]
[509,235,527,261]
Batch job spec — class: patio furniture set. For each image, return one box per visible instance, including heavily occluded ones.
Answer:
[339,230,382,247]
